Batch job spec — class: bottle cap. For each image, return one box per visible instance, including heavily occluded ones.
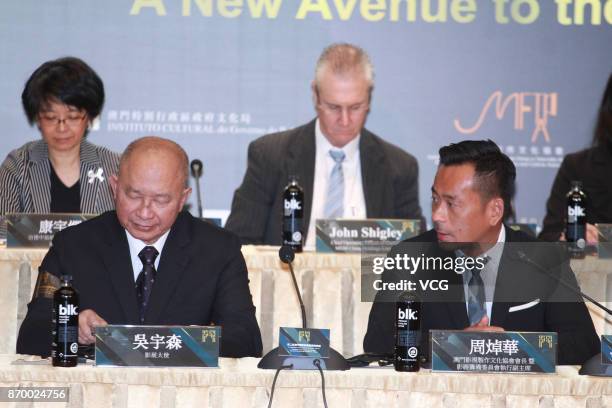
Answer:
[570,180,583,188]
[398,291,419,302]
[60,275,73,283]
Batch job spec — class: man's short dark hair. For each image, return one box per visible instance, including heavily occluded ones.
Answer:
[21,56,105,125]
[438,140,516,220]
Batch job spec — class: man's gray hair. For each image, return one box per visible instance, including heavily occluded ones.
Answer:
[314,43,374,91]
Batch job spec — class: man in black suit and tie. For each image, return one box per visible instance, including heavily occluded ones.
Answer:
[225,43,423,247]
[17,136,262,358]
[364,140,600,365]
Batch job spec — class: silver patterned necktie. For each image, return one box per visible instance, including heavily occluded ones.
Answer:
[467,256,490,325]
[324,149,346,219]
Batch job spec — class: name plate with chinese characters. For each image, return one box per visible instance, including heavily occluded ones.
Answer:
[94,325,221,367]
[6,213,94,248]
[315,219,421,254]
[278,327,330,358]
[431,330,557,374]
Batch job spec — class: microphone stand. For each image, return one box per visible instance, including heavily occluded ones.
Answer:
[190,159,204,218]
[516,250,611,376]
[194,180,203,219]
[258,246,350,370]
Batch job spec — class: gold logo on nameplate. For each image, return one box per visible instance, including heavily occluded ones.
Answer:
[538,335,553,349]
[202,329,216,343]
[298,330,311,342]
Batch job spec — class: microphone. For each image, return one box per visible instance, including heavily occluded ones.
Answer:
[516,250,611,376]
[279,246,306,329]
[279,245,295,263]
[516,250,611,315]
[190,159,204,218]
[257,246,349,371]
[190,159,203,178]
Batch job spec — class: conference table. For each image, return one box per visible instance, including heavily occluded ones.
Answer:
[1,246,611,407]
[0,354,610,407]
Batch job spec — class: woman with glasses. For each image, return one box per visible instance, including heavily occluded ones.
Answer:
[0,57,119,214]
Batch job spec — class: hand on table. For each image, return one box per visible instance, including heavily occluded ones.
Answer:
[78,309,107,344]
[559,223,599,244]
[463,315,504,332]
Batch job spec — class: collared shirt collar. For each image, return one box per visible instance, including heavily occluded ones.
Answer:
[455,225,505,260]
[125,229,170,279]
[315,118,360,161]
[482,224,506,260]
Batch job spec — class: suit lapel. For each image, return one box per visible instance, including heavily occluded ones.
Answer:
[427,241,469,328]
[491,252,513,328]
[444,268,470,328]
[79,141,102,214]
[101,213,140,323]
[146,212,191,324]
[360,130,386,218]
[287,120,316,233]
[27,142,51,213]
[491,227,524,328]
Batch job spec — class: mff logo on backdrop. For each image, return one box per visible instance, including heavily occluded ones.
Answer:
[453,91,558,143]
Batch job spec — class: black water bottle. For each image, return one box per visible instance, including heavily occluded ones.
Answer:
[394,292,421,372]
[566,180,587,259]
[52,275,79,367]
[282,176,304,252]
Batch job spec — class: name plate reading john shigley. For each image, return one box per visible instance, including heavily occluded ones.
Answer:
[316,219,420,254]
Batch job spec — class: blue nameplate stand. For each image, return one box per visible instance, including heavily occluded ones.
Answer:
[431,330,557,374]
[315,218,421,254]
[6,213,94,248]
[580,335,612,377]
[258,327,349,370]
[95,325,220,367]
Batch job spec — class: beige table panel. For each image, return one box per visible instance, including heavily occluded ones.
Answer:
[0,355,610,408]
[0,248,46,356]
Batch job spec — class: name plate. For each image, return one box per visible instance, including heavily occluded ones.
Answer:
[315,219,421,253]
[95,325,220,367]
[602,335,612,365]
[279,327,330,358]
[6,213,94,248]
[431,330,557,373]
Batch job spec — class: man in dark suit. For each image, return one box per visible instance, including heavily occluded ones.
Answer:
[225,43,423,247]
[364,140,600,365]
[17,137,262,358]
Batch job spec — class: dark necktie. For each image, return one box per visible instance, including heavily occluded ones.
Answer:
[135,246,159,324]
[467,256,489,325]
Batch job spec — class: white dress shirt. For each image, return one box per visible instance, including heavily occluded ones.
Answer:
[305,119,366,249]
[125,229,170,281]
